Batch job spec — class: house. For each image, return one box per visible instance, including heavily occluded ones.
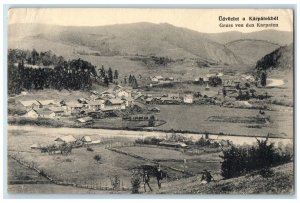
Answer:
[145,98,154,104]
[65,102,85,112]
[76,116,93,123]
[100,90,116,99]
[165,77,174,81]
[19,100,40,109]
[116,89,131,98]
[148,107,160,113]
[183,94,194,104]
[216,72,224,77]
[47,107,65,116]
[206,73,216,78]
[36,109,56,119]
[103,99,126,110]
[23,109,39,118]
[38,100,57,107]
[151,75,164,83]
[78,98,89,104]
[100,94,116,100]
[90,90,99,95]
[90,94,99,101]
[113,85,123,93]
[131,102,147,113]
[55,135,77,143]
[88,100,105,111]
[81,136,101,145]
[81,136,92,143]
[121,97,134,107]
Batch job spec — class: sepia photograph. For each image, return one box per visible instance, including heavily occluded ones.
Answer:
[6,8,294,195]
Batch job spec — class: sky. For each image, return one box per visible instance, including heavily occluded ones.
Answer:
[8,8,294,33]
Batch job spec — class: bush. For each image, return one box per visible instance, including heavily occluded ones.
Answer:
[110,175,120,190]
[220,136,293,179]
[94,155,101,163]
[135,137,163,145]
[131,172,141,194]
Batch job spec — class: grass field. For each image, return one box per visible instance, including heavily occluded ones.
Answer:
[155,105,293,138]
[8,129,189,190]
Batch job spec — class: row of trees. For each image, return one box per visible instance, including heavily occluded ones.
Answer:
[8,49,98,94]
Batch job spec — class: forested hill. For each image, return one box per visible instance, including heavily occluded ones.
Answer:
[255,44,293,72]
[8,49,98,95]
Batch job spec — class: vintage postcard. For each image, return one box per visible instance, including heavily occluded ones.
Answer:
[7,8,294,195]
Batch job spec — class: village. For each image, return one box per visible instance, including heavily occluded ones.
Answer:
[9,69,271,128]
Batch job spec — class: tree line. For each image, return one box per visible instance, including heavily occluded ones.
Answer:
[8,49,97,95]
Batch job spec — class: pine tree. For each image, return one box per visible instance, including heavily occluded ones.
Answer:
[108,67,113,83]
[114,70,119,79]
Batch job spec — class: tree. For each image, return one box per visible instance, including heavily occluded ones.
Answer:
[129,75,132,84]
[30,49,39,65]
[108,67,113,83]
[208,76,222,87]
[104,76,109,86]
[148,115,155,127]
[131,171,141,194]
[99,65,106,78]
[261,72,267,87]
[220,135,292,179]
[114,70,119,79]
[110,175,120,190]
[222,88,227,97]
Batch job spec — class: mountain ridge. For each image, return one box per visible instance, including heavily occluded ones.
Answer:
[9,22,293,66]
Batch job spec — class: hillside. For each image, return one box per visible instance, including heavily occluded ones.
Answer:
[205,30,293,46]
[9,23,241,65]
[158,162,294,194]
[226,39,280,65]
[256,44,293,72]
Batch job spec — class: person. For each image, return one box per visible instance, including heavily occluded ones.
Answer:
[143,170,152,192]
[156,166,163,189]
[201,169,213,184]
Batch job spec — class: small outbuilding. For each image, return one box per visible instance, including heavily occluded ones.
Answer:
[81,136,92,143]
[55,135,77,143]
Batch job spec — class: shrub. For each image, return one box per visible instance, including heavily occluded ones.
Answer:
[131,172,141,194]
[148,115,155,127]
[135,137,163,145]
[110,175,120,190]
[220,136,293,179]
[94,155,101,163]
